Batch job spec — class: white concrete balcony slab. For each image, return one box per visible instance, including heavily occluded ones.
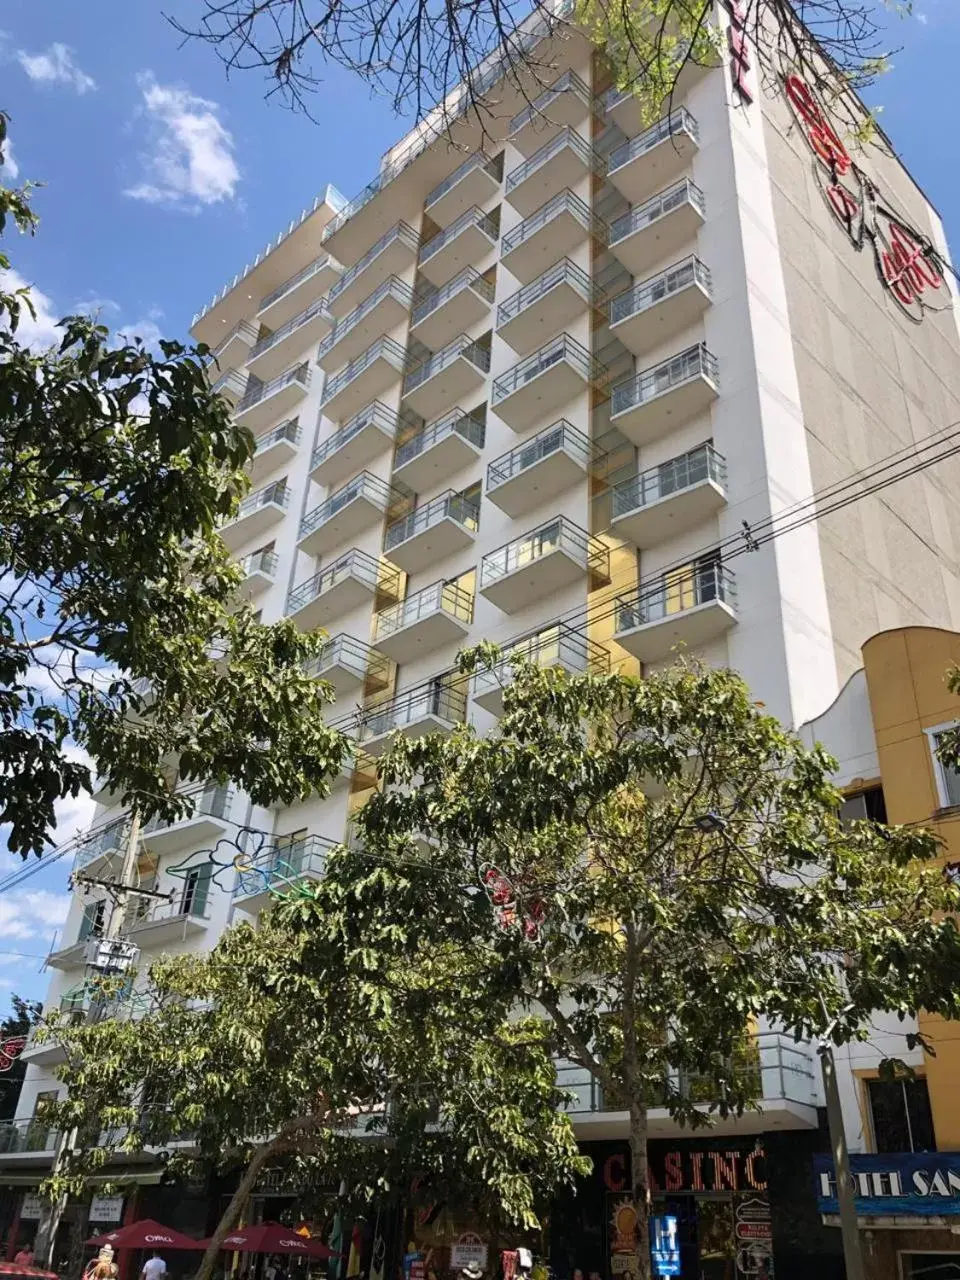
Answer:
[220,480,289,552]
[392,407,485,493]
[508,71,593,156]
[311,400,399,489]
[609,256,712,357]
[418,207,499,287]
[249,418,301,486]
[234,364,310,434]
[210,368,247,407]
[257,253,341,329]
[410,269,495,351]
[247,297,333,381]
[141,784,233,857]
[496,258,593,355]
[45,938,89,972]
[499,190,599,285]
[326,222,419,318]
[298,471,402,558]
[608,179,706,278]
[504,128,602,217]
[316,276,414,373]
[125,896,212,948]
[614,562,737,662]
[491,333,603,432]
[424,152,503,227]
[610,343,719,446]
[601,50,715,134]
[401,334,491,421]
[383,489,480,574]
[238,547,279,597]
[234,834,336,912]
[210,319,258,371]
[486,418,593,518]
[357,682,467,756]
[472,624,609,715]
[479,515,610,613]
[321,336,407,423]
[287,549,390,632]
[611,442,726,547]
[374,580,474,665]
[73,817,127,874]
[607,109,700,205]
[306,632,389,698]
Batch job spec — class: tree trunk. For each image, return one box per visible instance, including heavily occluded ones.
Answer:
[194,1142,278,1280]
[628,1099,651,1280]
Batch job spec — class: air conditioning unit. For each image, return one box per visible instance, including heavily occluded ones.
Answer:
[84,938,140,973]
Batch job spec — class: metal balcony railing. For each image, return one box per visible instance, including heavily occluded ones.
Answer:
[610,256,712,326]
[211,319,258,359]
[609,179,706,247]
[608,109,700,176]
[286,548,385,615]
[250,295,332,360]
[501,190,607,256]
[300,471,402,542]
[611,343,719,418]
[236,365,309,415]
[419,207,499,267]
[497,258,594,327]
[505,128,603,195]
[473,623,608,699]
[234,834,337,898]
[425,152,502,211]
[311,401,400,474]
[492,333,602,404]
[254,418,301,456]
[384,490,480,553]
[229,479,290,521]
[73,817,127,872]
[0,1118,61,1154]
[412,269,495,328]
[259,254,335,312]
[395,407,486,471]
[358,682,468,741]
[612,443,726,519]
[321,337,408,408]
[616,561,736,631]
[317,276,414,362]
[142,782,232,834]
[374,580,475,641]
[126,892,211,932]
[403,335,491,395]
[481,516,609,588]
[487,418,593,490]
[211,369,247,398]
[509,70,592,136]
[305,632,386,684]
[326,223,420,306]
[238,548,278,579]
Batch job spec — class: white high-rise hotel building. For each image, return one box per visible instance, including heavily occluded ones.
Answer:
[8,3,960,1267]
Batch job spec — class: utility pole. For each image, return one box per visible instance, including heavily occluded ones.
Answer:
[818,1041,866,1280]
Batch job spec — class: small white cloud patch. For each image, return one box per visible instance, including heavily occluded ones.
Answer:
[17,43,96,94]
[0,134,19,180]
[0,268,61,350]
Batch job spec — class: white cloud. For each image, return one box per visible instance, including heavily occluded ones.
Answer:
[117,310,164,353]
[1,134,19,180]
[125,73,238,211]
[0,889,71,942]
[17,42,96,94]
[0,267,61,350]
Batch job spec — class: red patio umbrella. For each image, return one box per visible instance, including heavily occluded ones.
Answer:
[199,1224,336,1258]
[87,1219,206,1250]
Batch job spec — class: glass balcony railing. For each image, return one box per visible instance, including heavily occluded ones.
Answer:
[403,335,491,396]
[500,190,607,256]
[480,516,608,588]
[508,70,591,136]
[211,319,258,359]
[473,623,608,699]
[300,471,401,542]
[374,580,474,641]
[142,783,232,835]
[317,276,414,362]
[616,561,736,632]
[254,418,301,456]
[486,418,593,490]
[497,258,593,327]
[239,547,279,579]
[234,834,336,898]
[326,223,420,306]
[311,401,401,474]
[412,268,495,328]
[228,479,289,522]
[609,179,706,247]
[358,682,467,741]
[611,343,718,418]
[286,548,385,615]
[612,443,726,519]
[250,296,332,360]
[395,407,486,471]
[74,817,127,872]
[321,336,408,408]
[610,256,711,326]
[0,1118,61,1154]
[506,127,602,196]
[491,333,602,404]
[608,109,700,176]
[384,489,480,552]
[419,207,499,267]
[236,365,309,415]
[259,254,336,312]
[425,152,502,211]
[305,632,384,683]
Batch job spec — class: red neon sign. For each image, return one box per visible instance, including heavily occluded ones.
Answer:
[724,1,753,104]
[0,1037,26,1073]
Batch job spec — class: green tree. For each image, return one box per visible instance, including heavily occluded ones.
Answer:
[333,651,960,1280]
[0,116,347,858]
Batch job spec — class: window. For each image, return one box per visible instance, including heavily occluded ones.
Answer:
[927,723,960,809]
[180,865,212,918]
[867,1076,935,1153]
[77,899,106,942]
[839,785,887,825]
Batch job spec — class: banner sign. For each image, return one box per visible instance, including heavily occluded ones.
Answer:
[815,1152,960,1216]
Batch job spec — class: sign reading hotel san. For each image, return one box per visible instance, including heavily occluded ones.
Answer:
[815,1152,960,1216]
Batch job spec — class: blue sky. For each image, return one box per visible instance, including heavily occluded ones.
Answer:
[0,0,955,1012]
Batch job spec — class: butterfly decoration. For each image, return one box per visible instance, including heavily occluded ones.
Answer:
[0,1036,26,1073]
[480,864,546,941]
[167,826,276,894]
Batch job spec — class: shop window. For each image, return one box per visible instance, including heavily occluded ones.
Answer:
[867,1076,935,1153]
[926,722,960,809]
[838,785,887,825]
[903,1256,960,1279]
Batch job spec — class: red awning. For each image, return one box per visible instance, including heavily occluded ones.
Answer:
[198,1224,337,1258]
[87,1219,206,1250]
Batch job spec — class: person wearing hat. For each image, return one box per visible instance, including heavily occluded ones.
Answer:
[459,1264,483,1280]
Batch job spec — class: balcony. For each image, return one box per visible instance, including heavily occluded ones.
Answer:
[211,368,247,406]
[306,632,389,698]
[393,407,485,492]
[410,269,495,351]
[311,400,399,488]
[141,784,233,857]
[234,834,336,912]
[220,480,289,551]
[248,297,333,381]
[601,48,717,136]
[357,683,467,756]
[614,561,737,662]
[287,548,389,631]
[491,333,603,431]
[607,110,700,204]
[486,418,594,518]
[211,319,258,370]
[609,257,712,356]
[611,443,726,547]
[425,152,502,226]
[258,253,341,329]
[316,276,414,373]
[472,624,608,715]
[500,190,602,285]
[373,580,474,665]
[321,336,407,423]
[496,258,593,355]
[238,547,278,596]
[610,343,719,445]
[234,364,310,434]
[326,222,419,317]
[0,1118,61,1159]
[401,334,490,420]
[508,71,593,156]
[418,207,498,287]
[298,471,402,558]
[504,128,602,217]
[125,894,211,947]
[608,179,706,278]
[74,817,127,873]
[249,418,301,485]
[479,515,609,613]
[384,489,479,573]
